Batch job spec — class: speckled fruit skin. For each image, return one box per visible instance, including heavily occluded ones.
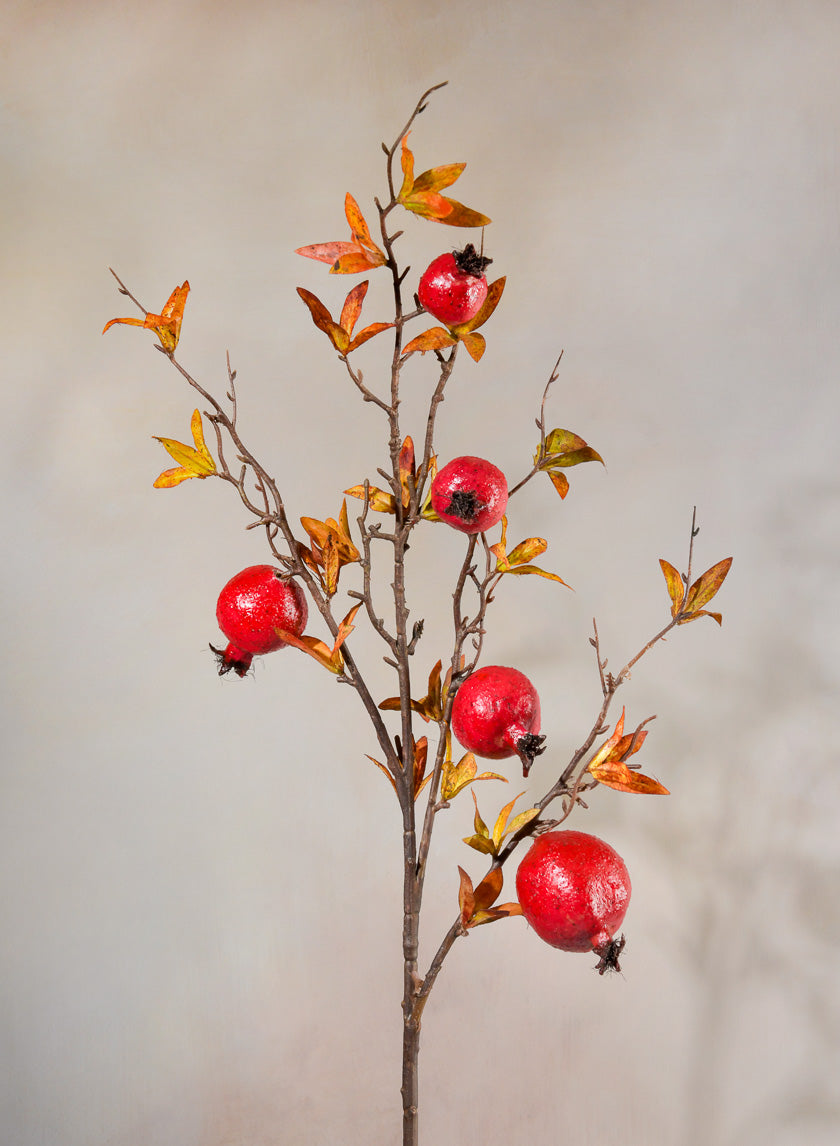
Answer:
[515,830,631,953]
[417,249,489,326]
[213,565,308,676]
[430,456,508,535]
[451,665,540,760]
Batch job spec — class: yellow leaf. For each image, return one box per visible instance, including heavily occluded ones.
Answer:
[659,559,685,617]
[152,409,216,488]
[506,537,548,566]
[344,484,397,514]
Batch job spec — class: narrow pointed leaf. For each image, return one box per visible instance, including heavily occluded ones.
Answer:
[366,755,398,795]
[297,288,349,352]
[295,241,360,265]
[339,281,369,337]
[506,537,548,566]
[457,867,475,928]
[659,559,685,617]
[472,790,490,840]
[402,327,457,357]
[678,609,723,626]
[412,162,466,193]
[348,322,394,351]
[472,867,503,912]
[463,834,498,856]
[684,557,733,614]
[505,807,540,838]
[589,760,670,795]
[344,484,397,513]
[104,281,189,352]
[492,793,525,850]
[547,470,570,499]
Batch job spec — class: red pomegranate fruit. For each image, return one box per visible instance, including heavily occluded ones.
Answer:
[451,664,545,774]
[515,830,631,973]
[211,565,308,677]
[430,456,508,535]
[417,244,492,327]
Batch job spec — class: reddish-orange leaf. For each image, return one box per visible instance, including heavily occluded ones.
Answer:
[296,194,386,274]
[457,866,475,928]
[343,193,378,251]
[659,559,686,617]
[473,867,503,913]
[401,327,457,357]
[398,136,491,227]
[412,736,428,799]
[399,436,415,508]
[349,322,393,351]
[684,557,733,614]
[588,760,670,796]
[103,281,189,353]
[297,287,349,353]
[339,280,369,337]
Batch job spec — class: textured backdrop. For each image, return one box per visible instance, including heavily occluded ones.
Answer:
[2,2,839,1144]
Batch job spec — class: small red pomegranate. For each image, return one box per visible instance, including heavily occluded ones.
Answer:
[451,664,545,774]
[431,456,508,535]
[515,830,631,973]
[417,244,492,327]
[211,565,308,677]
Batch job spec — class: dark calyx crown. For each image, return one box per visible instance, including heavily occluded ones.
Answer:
[453,243,493,279]
[445,488,486,522]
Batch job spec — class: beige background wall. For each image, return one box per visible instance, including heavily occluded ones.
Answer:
[2,2,839,1143]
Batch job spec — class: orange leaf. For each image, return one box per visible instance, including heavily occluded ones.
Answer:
[458,331,486,362]
[297,288,348,353]
[588,760,670,796]
[103,281,189,353]
[473,867,503,912]
[295,194,386,274]
[339,280,369,337]
[548,470,570,499]
[275,602,361,675]
[398,135,490,227]
[344,484,397,514]
[401,327,457,357]
[452,277,506,334]
[684,557,733,614]
[366,754,398,795]
[349,321,393,351]
[457,866,475,928]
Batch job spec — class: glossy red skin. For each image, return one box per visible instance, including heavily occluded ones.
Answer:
[216,565,308,658]
[451,665,540,759]
[431,456,508,535]
[516,830,631,952]
[418,252,488,326]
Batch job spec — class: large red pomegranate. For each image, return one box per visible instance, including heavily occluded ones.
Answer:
[451,664,544,774]
[211,565,308,677]
[515,829,631,973]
